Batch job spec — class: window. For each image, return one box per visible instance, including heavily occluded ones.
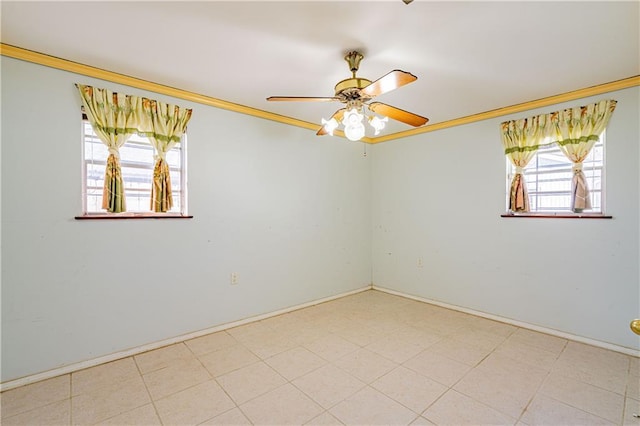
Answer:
[82,119,187,215]
[506,133,604,214]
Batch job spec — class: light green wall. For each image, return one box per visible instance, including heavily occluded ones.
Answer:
[371,87,640,350]
[0,57,373,382]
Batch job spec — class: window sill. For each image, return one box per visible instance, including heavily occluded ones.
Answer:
[501,213,612,219]
[75,213,193,220]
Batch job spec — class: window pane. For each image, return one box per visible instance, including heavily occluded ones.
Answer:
[82,121,185,214]
[165,147,181,168]
[507,134,604,213]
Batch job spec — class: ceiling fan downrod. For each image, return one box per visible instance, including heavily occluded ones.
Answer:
[344,51,364,78]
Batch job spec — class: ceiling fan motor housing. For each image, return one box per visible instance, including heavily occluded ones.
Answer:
[334,51,372,100]
[334,78,372,99]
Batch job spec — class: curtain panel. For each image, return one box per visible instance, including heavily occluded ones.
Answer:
[549,99,617,212]
[500,114,551,212]
[139,100,192,212]
[77,84,143,213]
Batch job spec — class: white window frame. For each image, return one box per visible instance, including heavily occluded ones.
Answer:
[80,118,188,217]
[506,132,606,215]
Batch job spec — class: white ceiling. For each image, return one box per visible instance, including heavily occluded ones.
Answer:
[2,1,639,137]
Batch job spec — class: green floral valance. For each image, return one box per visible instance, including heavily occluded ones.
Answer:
[500,99,617,156]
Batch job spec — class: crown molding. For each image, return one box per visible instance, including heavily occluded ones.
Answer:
[2,43,637,145]
[0,43,321,132]
[370,75,640,144]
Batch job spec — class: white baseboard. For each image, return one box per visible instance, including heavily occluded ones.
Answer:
[373,285,640,358]
[0,285,372,392]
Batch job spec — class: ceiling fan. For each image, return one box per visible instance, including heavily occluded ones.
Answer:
[267,51,428,141]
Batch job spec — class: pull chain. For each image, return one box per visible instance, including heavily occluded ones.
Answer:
[363,143,367,157]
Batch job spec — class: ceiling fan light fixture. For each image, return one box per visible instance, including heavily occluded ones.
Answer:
[342,108,366,141]
[321,117,339,136]
[369,115,388,135]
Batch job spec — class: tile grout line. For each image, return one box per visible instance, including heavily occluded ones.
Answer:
[624,354,634,417]
[402,341,466,418]
[548,342,633,396]
[286,357,366,421]
[262,347,338,424]
[522,339,627,425]
[132,353,165,426]
[186,322,345,423]
[432,326,532,423]
[1,398,72,424]
[134,341,250,425]
[514,339,568,424]
[181,341,245,426]
[68,374,73,426]
[180,338,245,424]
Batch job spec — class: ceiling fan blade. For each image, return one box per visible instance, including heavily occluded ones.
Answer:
[317,108,346,135]
[368,102,428,127]
[360,70,417,98]
[267,96,339,102]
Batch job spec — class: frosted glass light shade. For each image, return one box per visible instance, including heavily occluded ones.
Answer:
[344,122,365,141]
[342,108,365,141]
[369,116,388,135]
[321,117,339,135]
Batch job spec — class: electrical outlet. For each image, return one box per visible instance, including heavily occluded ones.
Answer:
[230,272,239,285]
[417,257,424,268]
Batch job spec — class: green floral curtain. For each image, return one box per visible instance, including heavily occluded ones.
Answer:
[549,99,617,212]
[500,114,550,212]
[77,85,142,213]
[139,99,192,212]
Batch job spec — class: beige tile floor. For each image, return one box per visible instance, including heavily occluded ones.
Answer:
[1,290,639,425]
